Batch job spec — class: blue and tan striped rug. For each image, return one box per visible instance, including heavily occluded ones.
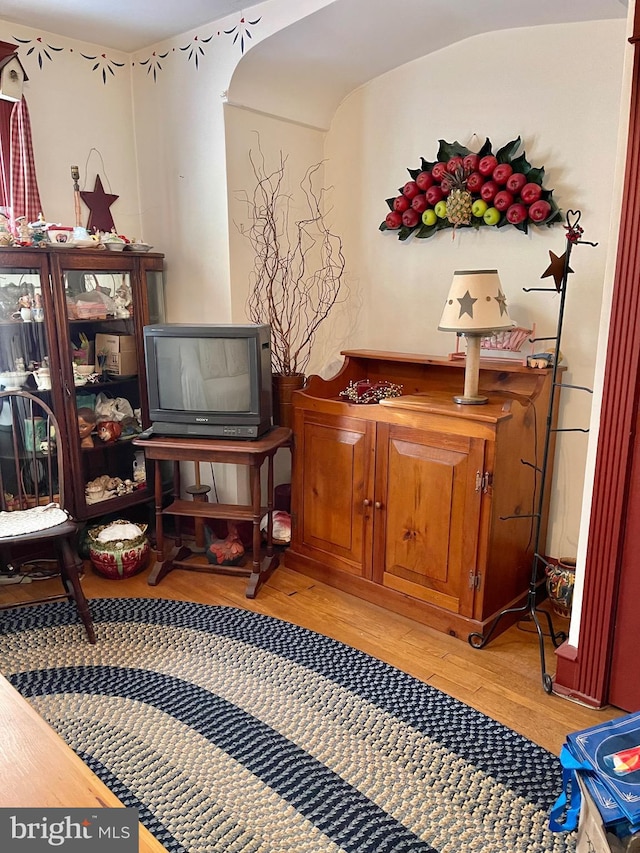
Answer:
[0,598,574,852]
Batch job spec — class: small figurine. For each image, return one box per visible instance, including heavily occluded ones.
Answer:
[114,284,132,318]
[17,293,32,323]
[97,420,122,443]
[15,216,32,246]
[0,212,13,247]
[77,407,97,448]
[32,292,44,322]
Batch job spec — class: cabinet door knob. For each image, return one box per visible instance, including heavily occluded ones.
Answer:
[363,499,371,507]
[375,501,382,510]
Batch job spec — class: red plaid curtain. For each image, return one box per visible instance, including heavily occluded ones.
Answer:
[0,97,42,227]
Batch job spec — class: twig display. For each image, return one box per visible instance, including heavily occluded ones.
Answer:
[238,141,346,376]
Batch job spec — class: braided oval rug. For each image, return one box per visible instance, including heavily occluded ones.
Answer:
[0,598,574,853]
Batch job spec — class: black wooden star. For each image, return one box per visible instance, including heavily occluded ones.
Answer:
[541,250,573,292]
[80,174,118,233]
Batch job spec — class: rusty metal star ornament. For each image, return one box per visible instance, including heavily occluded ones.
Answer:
[541,250,573,292]
[80,174,119,233]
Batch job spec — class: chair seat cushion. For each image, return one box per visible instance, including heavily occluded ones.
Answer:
[0,504,70,539]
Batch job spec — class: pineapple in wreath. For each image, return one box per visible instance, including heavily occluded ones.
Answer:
[443,166,473,229]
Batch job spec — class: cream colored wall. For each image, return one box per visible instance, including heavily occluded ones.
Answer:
[0,22,141,238]
[323,19,626,559]
[225,108,327,333]
[128,0,335,329]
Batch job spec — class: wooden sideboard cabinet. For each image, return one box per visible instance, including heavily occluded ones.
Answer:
[285,350,562,641]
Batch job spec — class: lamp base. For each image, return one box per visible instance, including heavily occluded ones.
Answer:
[453,393,488,405]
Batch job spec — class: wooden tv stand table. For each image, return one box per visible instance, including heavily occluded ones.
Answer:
[0,674,165,851]
[134,427,292,597]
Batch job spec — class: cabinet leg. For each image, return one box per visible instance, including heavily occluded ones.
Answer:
[147,544,191,586]
[245,552,279,599]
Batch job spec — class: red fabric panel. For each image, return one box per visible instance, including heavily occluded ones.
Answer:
[0,98,13,213]
[10,98,43,225]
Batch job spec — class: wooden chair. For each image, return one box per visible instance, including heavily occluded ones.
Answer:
[0,389,95,643]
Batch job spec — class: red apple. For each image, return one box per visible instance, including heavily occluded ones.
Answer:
[480,180,498,202]
[528,199,552,222]
[478,155,498,176]
[402,208,421,228]
[466,172,484,193]
[431,162,448,182]
[402,181,420,200]
[385,211,403,229]
[447,156,464,174]
[416,171,434,191]
[506,172,527,195]
[492,163,513,185]
[425,185,444,205]
[506,203,528,224]
[411,193,428,213]
[521,182,543,204]
[493,190,514,212]
[393,195,410,213]
[463,153,480,172]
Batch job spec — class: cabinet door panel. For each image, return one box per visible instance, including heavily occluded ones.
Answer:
[375,424,484,616]
[295,415,374,576]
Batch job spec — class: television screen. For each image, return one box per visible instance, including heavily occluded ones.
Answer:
[155,337,252,413]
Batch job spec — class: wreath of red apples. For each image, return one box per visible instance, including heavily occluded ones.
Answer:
[380,136,561,241]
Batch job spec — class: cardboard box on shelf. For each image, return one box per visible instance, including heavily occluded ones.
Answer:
[95,334,137,376]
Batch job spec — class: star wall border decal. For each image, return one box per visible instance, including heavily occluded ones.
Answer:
[11,14,263,85]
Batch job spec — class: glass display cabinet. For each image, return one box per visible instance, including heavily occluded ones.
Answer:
[0,246,164,520]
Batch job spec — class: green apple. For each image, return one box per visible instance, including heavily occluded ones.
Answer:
[471,199,488,218]
[483,207,500,226]
[434,200,448,219]
[421,208,437,227]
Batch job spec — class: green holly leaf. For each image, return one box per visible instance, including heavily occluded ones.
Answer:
[408,167,421,180]
[379,221,388,232]
[386,197,396,211]
[436,139,470,162]
[477,137,493,158]
[397,225,415,241]
[526,166,545,184]
[420,157,437,172]
[513,220,529,234]
[509,153,532,174]
[496,137,522,163]
[415,223,438,239]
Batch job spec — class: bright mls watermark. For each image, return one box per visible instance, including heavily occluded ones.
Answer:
[0,808,139,850]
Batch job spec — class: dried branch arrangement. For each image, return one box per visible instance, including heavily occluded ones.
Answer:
[239,143,346,376]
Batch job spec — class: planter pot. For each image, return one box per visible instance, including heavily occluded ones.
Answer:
[87,520,150,579]
[272,373,305,429]
[545,557,576,618]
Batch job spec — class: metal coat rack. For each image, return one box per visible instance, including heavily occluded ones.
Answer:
[468,210,598,693]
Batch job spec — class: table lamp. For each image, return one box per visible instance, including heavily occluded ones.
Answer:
[439,269,513,404]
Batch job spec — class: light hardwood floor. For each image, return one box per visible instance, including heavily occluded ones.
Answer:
[4,554,623,756]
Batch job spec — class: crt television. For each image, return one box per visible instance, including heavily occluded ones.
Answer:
[143,323,273,439]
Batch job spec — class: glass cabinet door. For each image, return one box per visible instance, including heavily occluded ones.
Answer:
[0,252,61,513]
[0,261,51,391]
[61,261,149,518]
